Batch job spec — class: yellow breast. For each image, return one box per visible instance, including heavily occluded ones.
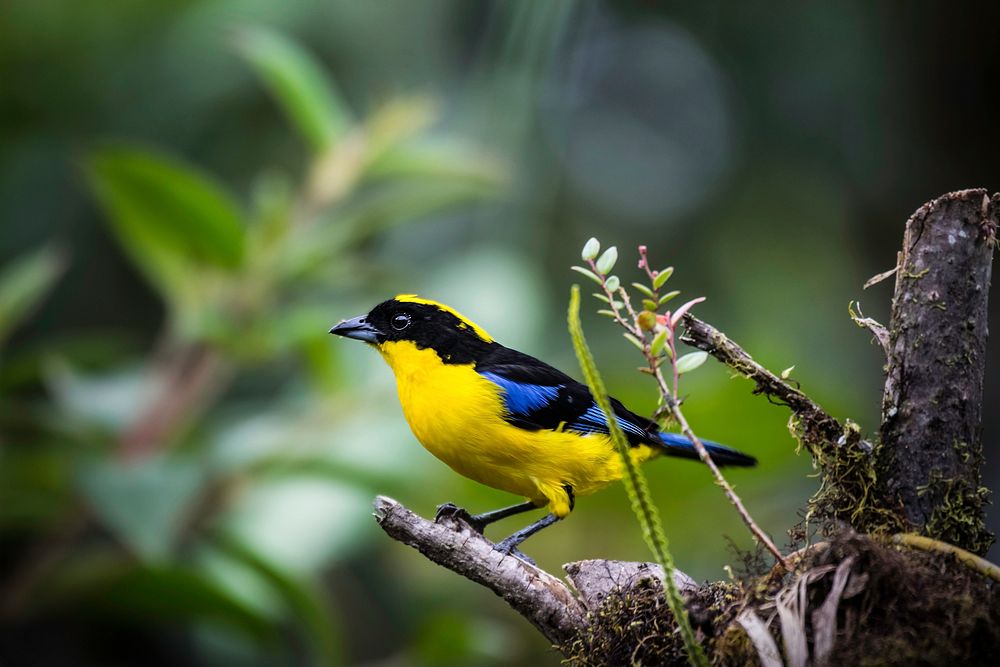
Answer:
[377,340,658,515]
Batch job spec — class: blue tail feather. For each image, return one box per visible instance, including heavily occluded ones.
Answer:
[655,432,757,467]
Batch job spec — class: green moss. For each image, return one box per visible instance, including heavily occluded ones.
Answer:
[793,419,903,541]
[560,580,750,667]
[923,476,994,555]
[563,533,999,666]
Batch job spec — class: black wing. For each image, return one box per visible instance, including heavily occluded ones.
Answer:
[476,346,656,444]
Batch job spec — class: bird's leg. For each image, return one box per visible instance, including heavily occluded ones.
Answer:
[435,500,538,534]
[493,513,560,565]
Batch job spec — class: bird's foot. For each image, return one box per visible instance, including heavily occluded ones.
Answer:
[434,502,487,534]
[492,539,536,566]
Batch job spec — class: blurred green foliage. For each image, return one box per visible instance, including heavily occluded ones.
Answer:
[2,2,999,666]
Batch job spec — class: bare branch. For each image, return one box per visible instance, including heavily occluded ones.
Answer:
[564,559,697,612]
[372,496,707,649]
[662,392,790,570]
[679,314,844,452]
[373,495,586,646]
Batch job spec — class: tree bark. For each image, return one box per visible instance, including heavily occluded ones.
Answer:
[372,496,697,651]
[877,189,997,554]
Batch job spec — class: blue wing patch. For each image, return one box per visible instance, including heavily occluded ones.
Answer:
[566,405,647,439]
[481,371,561,416]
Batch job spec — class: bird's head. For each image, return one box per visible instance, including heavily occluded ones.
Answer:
[329,295,496,364]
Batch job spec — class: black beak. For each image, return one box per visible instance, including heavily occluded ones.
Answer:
[329,315,382,343]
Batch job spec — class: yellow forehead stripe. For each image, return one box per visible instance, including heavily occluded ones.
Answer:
[394,294,494,343]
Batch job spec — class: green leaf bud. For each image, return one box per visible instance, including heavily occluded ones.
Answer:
[571,265,604,285]
[653,267,674,290]
[596,246,618,275]
[675,351,709,374]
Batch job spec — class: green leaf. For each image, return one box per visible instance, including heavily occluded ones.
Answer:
[570,265,603,285]
[595,246,618,275]
[650,328,669,357]
[84,146,246,284]
[631,282,654,298]
[604,275,620,291]
[581,237,601,261]
[79,455,205,562]
[642,299,658,312]
[597,309,617,318]
[235,26,351,152]
[659,290,681,306]
[64,562,276,642]
[592,292,610,304]
[623,332,644,351]
[653,267,674,289]
[0,246,64,346]
[675,351,709,374]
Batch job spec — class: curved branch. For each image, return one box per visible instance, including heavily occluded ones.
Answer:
[372,496,702,649]
[373,496,586,645]
[679,314,844,452]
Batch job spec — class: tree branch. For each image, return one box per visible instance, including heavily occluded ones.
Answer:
[374,495,587,646]
[372,496,699,650]
[679,314,844,452]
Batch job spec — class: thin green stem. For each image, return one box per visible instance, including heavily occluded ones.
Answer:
[568,286,708,667]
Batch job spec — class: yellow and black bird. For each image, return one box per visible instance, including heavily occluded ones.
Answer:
[330,295,755,560]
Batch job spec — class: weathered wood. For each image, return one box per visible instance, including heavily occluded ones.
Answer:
[373,496,587,646]
[564,559,697,613]
[877,189,997,554]
[372,496,702,651]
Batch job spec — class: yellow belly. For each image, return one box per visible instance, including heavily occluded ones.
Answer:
[378,341,658,516]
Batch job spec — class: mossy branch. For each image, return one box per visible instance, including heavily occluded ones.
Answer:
[890,533,1000,583]
[679,314,844,453]
[568,285,708,667]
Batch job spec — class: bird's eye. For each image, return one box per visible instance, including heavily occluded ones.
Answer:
[391,312,411,331]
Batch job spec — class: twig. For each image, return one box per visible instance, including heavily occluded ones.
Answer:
[586,249,791,571]
[118,343,231,461]
[2,342,232,615]
[657,375,790,571]
[373,495,586,646]
[568,287,708,667]
[848,300,890,358]
[679,314,844,452]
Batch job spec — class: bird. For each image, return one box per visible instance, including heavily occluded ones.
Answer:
[330,295,756,561]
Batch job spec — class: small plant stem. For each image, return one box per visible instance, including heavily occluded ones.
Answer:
[652,365,790,570]
[118,343,230,461]
[587,258,641,337]
[569,286,708,667]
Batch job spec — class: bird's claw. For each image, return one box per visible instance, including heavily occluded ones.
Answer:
[434,502,486,533]
[493,540,536,566]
